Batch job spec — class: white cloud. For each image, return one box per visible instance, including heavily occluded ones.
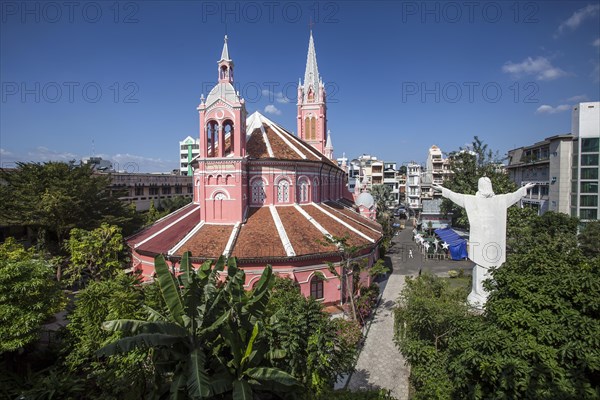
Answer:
[262,89,290,104]
[566,94,589,102]
[557,4,600,35]
[264,104,282,115]
[502,56,567,80]
[593,38,600,47]
[536,104,571,114]
[275,92,290,104]
[0,148,12,156]
[108,153,172,173]
[27,146,80,162]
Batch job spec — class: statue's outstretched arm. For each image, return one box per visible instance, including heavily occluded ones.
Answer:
[504,182,535,207]
[433,184,465,208]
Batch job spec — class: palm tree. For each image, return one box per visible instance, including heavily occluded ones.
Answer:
[98,252,302,399]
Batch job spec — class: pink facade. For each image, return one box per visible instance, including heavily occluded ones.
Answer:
[127,33,381,306]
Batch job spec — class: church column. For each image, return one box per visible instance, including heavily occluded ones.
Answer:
[218,124,224,157]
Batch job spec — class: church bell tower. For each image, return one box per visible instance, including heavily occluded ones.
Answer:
[297,31,327,155]
[194,36,248,224]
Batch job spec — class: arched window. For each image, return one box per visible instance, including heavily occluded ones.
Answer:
[223,120,234,156]
[220,65,228,79]
[308,86,314,102]
[277,180,290,203]
[304,117,311,140]
[313,178,319,203]
[310,118,316,140]
[310,275,324,299]
[207,121,219,157]
[298,178,309,203]
[251,179,266,205]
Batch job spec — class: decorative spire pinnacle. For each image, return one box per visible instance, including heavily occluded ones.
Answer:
[220,35,230,61]
[325,130,333,149]
[302,30,321,102]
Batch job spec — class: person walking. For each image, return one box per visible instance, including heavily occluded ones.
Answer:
[408,249,413,258]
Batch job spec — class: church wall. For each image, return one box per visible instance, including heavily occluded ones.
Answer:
[131,248,379,306]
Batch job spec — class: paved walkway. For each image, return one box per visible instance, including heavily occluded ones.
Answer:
[345,224,474,398]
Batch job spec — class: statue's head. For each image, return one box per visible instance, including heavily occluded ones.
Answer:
[476,177,495,198]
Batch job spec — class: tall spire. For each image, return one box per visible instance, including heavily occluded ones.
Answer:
[303,30,321,103]
[324,129,334,160]
[220,35,230,61]
[217,35,234,84]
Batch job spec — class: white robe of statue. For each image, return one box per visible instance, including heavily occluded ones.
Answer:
[434,178,533,308]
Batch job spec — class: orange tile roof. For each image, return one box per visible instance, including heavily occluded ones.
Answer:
[300,205,368,248]
[276,206,338,255]
[231,207,287,258]
[176,224,233,258]
[323,201,382,231]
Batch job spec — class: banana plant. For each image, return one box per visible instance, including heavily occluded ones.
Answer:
[98,252,301,399]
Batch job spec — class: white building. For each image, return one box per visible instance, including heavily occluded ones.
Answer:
[507,134,573,215]
[506,101,599,225]
[571,102,599,224]
[179,136,200,176]
[406,162,422,212]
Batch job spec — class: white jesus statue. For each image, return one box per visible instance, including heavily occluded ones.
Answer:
[433,178,534,308]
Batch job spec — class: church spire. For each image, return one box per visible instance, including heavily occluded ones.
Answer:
[220,35,231,61]
[297,30,328,155]
[218,35,234,84]
[324,129,334,160]
[303,30,321,103]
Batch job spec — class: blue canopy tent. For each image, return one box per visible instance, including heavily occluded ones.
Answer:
[434,228,468,261]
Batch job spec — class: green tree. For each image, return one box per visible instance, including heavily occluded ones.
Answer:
[442,138,516,228]
[0,239,66,353]
[0,162,142,245]
[64,273,150,399]
[448,232,600,399]
[393,273,471,399]
[265,277,358,395]
[98,253,302,399]
[64,223,126,286]
[371,184,394,213]
[579,220,600,258]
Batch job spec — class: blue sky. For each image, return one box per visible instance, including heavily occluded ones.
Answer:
[1,1,599,172]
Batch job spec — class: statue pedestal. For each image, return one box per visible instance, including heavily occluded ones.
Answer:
[467,263,492,309]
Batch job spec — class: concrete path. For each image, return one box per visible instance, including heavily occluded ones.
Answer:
[345,224,474,399]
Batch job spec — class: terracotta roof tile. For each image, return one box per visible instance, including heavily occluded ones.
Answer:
[300,205,367,248]
[176,224,233,258]
[136,208,200,255]
[276,206,337,255]
[127,203,198,246]
[324,201,382,231]
[263,126,303,161]
[246,129,270,159]
[231,207,287,258]
[320,204,381,240]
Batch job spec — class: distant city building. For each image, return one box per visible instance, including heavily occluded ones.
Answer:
[179,136,200,176]
[406,162,422,212]
[421,145,452,203]
[343,155,402,209]
[420,198,451,229]
[102,172,193,211]
[506,101,599,225]
[506,134,573,215]
[82,156,114,171]
[571,102,599,224]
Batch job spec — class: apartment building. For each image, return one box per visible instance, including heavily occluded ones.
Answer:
[180,136,200,176]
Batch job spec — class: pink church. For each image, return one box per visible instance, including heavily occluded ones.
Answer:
[127,33,383,306]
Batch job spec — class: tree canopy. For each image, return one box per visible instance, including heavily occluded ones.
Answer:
[0,162,142,243]
[395,211,600,399]
[0,239,65,353]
